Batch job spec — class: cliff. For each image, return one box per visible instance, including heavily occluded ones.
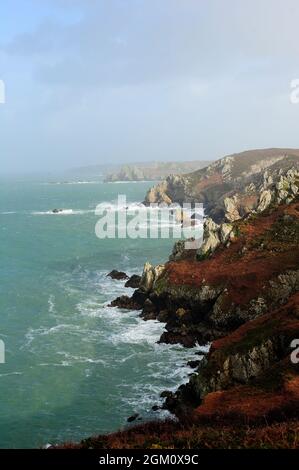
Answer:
[89,191,299,448]
[91,195,299,448]
[62,151,299,449]
[144,148,299,223]
[104,161,211,182]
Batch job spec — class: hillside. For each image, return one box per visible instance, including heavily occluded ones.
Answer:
[104,161,211,182]
[60,150,299,449]
[63,194,299,449]
[144,148,299,222]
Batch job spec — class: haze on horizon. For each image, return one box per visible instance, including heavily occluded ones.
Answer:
[1,0,299,174]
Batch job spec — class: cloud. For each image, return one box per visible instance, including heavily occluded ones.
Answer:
[1,0,299,173]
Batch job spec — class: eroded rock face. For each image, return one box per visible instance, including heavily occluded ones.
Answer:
[143,149,299,224]
[107,270,128,280]
[257,189,273,213]
[224,196,241,222]
[125,274,141,289]
[140,262,165,293]
[197,218,234,258]
[109,295,141,310]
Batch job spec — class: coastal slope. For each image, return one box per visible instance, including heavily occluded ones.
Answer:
[64,194,299,448]
[62,150,299,449]
[144,148,299,222]
[104,161,211,182]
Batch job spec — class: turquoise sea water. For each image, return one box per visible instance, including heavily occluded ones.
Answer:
[0,178,202,448]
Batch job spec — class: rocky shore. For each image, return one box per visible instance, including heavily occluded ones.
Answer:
[103,160,211,182]
[62,150,299,449]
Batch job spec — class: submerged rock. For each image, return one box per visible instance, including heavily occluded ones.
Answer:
[127,413,139,423]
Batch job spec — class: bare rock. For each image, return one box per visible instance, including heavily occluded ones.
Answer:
[107,270,128,281]
[125,274,141,289]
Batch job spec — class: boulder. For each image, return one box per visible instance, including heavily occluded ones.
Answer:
[109,295,141,310]
[127,413,139,423]
[107,270,129,281]
[125,274,141,288]
[140,262,165,292]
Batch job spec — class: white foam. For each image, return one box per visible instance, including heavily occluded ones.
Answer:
[106,180,151,184]
[57,351,107,366]
[109,318,165,345]
[43,181,102,185]
[48,295,56,314]
[0,371,23,377]
[31,209,94,216]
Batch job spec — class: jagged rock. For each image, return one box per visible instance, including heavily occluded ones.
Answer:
[257,189,273,212]
[127,413,139,423]
[125,274,141,288]
[169,238,198,261]
[140,262,165,292]
[169,240,186,261]
[187,360,201,369]
[109,295,141,310]
[144,149,299,224]
[160,390,174,399]
[142,298,156,314]
[152,405,160,411]
[224,196,241,222]
[197,218,234,258]
[220,223,234,243]
[107,270,128,280]
[157,310,170,322]
[198,218,221,255]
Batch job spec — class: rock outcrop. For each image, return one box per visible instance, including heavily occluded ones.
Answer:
[139,262,165,293]
[65,156,299,450]
[101,153,299,448]
[125,274,141,289]
[104,161,211,183]
[144,149,299,223]
[107,270,128,280]
[197,218,235,258]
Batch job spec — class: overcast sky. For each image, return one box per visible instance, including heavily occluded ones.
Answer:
[1,0,299,173]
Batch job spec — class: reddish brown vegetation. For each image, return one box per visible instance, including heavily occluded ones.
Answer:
[194,172,224,192]
[165,201,299,306]
[59,419,299,449]
[60,200,299,449]
[194,375,299,424]
[211,293,299,352]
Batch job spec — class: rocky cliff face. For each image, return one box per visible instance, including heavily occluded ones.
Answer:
[104,160,211,182]
[144,149,299,223]
[66,153,299,449]
[110,195,299,422]
[102,151,299,446]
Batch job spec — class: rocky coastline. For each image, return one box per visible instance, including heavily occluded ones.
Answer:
[62,150,299,449]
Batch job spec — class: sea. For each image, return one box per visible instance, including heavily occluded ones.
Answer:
[0,175,204,448]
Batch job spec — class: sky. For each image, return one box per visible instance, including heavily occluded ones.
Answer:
[1,0,299,173]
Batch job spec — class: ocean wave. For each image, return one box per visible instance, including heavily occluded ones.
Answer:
[57,351,107,366]
[95,201,148,213]
[105,180,152,184]
[109,318,165,345]
[31,209,95,216]
[48,295,56,314]
[0,371,23,378]
[42,181,102,185]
